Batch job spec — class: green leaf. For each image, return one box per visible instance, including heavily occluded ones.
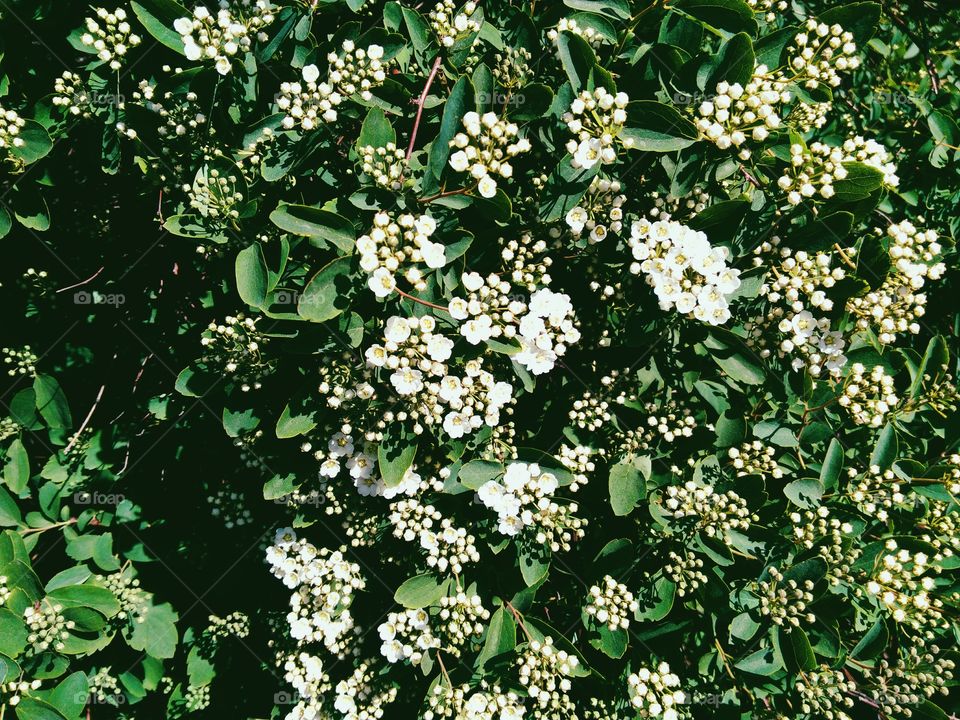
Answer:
[457,460,503,490]
[427,76,473,187]
[128,602,179,659]
[475,606,516,670]
[562,0,631,20]
[687,198,749,243]
[394,574,447,608]
[870,423,897,470]
[729,612,760,641]
[130,0,189,54]
[556,32,596,93]
[703,329,766,385]
[9,121,53,165]
[734,646,783,676]
[634,577,676,622]
[783,478,823,509]
[47,585,120,618]
[3,439,29,494]
[675,0,758,35]
[275,401,316,439]
[538,155,600,222]
[0,486,23,527]
[298,256,354,323]
[518,546,550,587]
[589,623,628,659]
[47,672,89,719]
[269,205,356,253]
[819,438,843,492]
[0,608,27,656]
[33,375,72,430]
[12,697,67,720]
[708,31,756,89]
[378,424,417,488]
[621,101,699,152]
[357,107,396,148]
[235,243,269,308]
[832,162,884,201]
[775,626,816,672]
[851,619,887,660]
[608,456,650,516]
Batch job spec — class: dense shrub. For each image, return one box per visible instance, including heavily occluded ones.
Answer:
[1,0,959,719]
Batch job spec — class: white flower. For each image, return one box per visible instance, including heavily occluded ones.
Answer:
[368,267,396,298]
[302,64,320,83]
[384,316,411,343]
[565,206,588,233]
[390,368,424,395]
[477,175,498,198]
[449,150,470,172]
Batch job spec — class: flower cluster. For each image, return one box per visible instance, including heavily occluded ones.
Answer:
[358,212,445,296]
[547,17,604,47]
[728,441,783,478]
[101,572,149,623]
[862,540,946,629]
[282,652,329,720]
[563,177,626,244]
[0,106,26,161]
[628,218,741,325]
[24,602,74,654]
[174,2,275,75]
[423,683,525,720]
[787,19,860,90]
[626,663,687,720]
[389,498,481,574]
[358,143,407,190]
[448,112,530,198]
[584,575,637,632]
[378,607,438,665]
[839,362,899,427]
[695,68,788,158]
[199,313,272,391]
[366,315,514,438]
[796,667,855,720]
[664,551,708,597]
[450,274,580,375]
[2,346,38,378]
[428,0,479,48]
[334,663,398,720]
[564,88,631,169]
[517,637,580,712]
[52,72,93,118]
[756,567,816,629]
[266,529,365,658]
[659,481,754,538]
[751,240,849,377]
[848,220,944,344]
[81,7,141,70]
[278,42,388,129]
[846,465,909,522]
[434,591,489,657]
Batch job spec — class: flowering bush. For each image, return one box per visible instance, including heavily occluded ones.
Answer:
[2,0,960,719]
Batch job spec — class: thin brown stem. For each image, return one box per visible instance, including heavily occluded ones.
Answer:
[394,287,450,312]
[418,186,471,204]
[504,600,535,643]
[407,55,444,161]
[56,267,105,294]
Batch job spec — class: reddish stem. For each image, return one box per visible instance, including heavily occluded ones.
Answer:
[394,287,450,312]
[406,56,443,161]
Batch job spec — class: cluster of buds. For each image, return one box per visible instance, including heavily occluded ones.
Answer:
[584,576,638,632]
[199,313,272,391]
[358,143,407,190]
[434,591,490,657]
[848,220,943,344]
[52,72,94,118]
[24,602,75,653]
[756,567,816,629]
[659,481,754,538]
[501,232,553,292]
[423,683,525,720]
[547,17,605,48]
[2,346,38,378]
[492,46,532,87]
[357,212,446,297]
[564,88,631,169]
[846,465,909,522]
[334,662,398,720]
[728,441,783,478]
[796,667,855,719]
[626,663,687,720]
[174,2,275,75]
[695,68,788,159]
[186,163,245,221]
[389,499,480,574]
[563,177,626,244]
[558,444,598,492]
[517,637,580,711]
[0,105,26,161]
[278,42,388,129]
[81,7,141,70]
[621,399,699,453]
[428,0,479,48]
[839,363,899,427]
[786,19,860,90]
[664,551,708,597]
[448,111,530,198]
[101,572,149,623]
[862,540,947,629]
[378,607,438,665]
